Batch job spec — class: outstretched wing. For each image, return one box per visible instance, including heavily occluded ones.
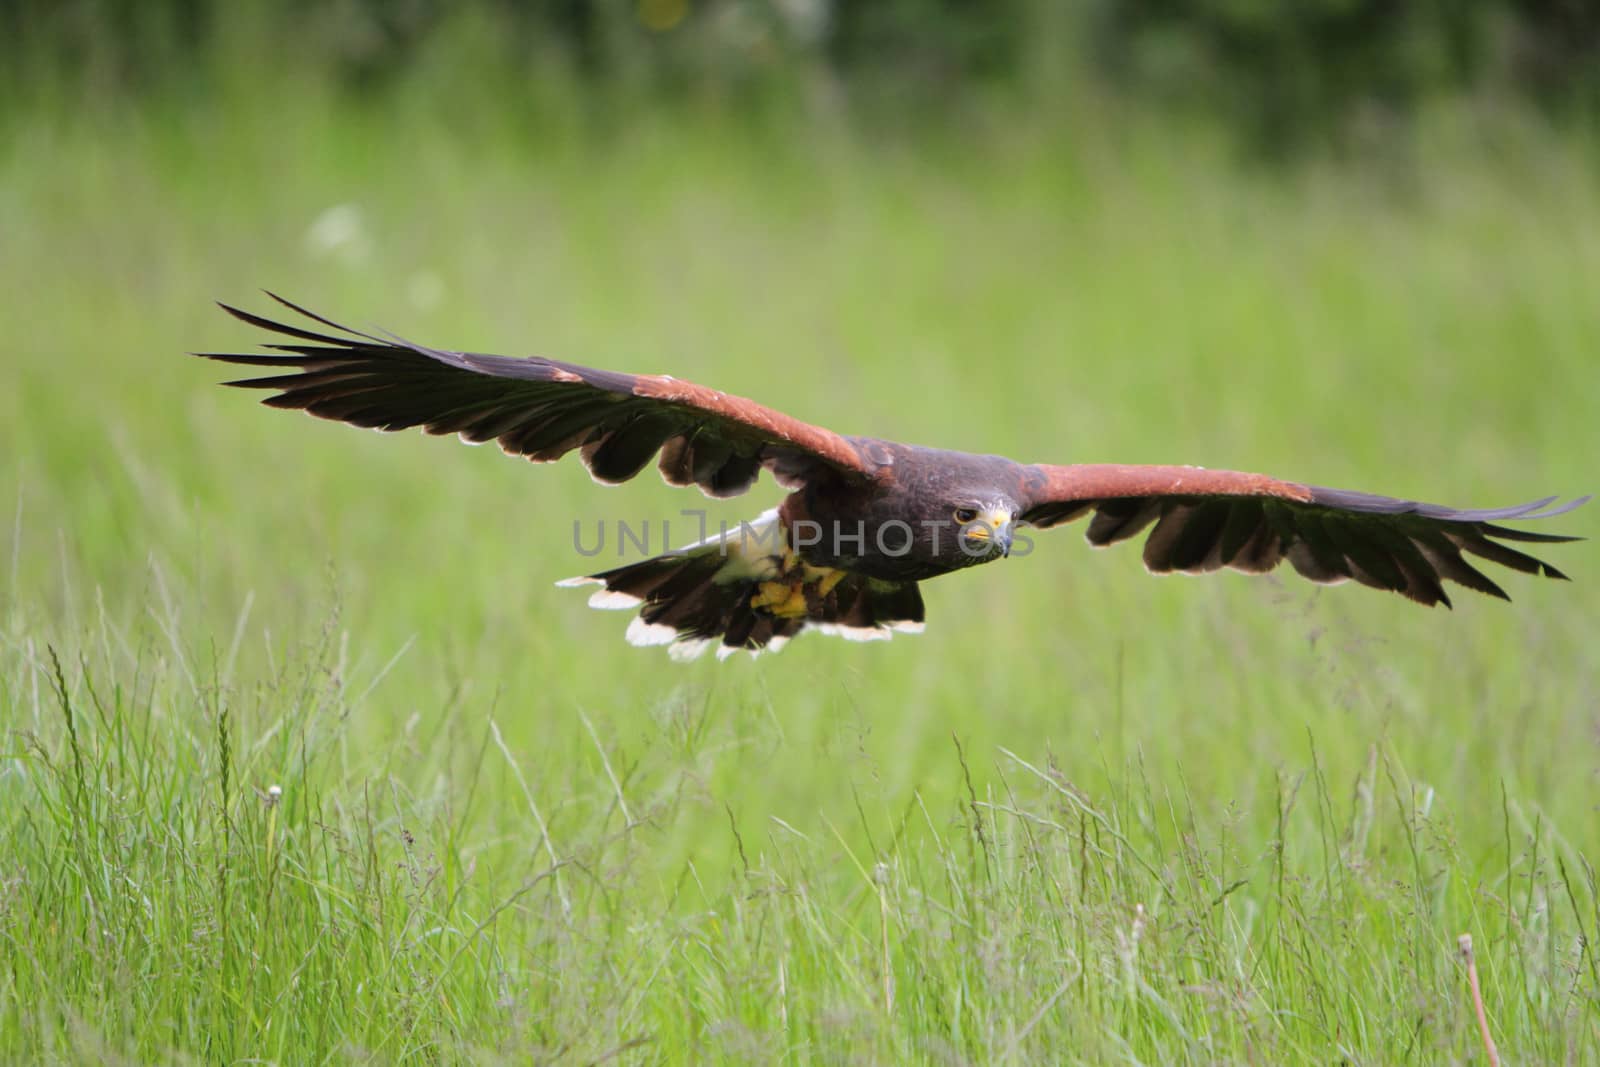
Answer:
[198,295,876,498]
[1020,463,1587,607]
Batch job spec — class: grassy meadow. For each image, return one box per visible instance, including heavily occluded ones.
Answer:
[3,74,1599,1063]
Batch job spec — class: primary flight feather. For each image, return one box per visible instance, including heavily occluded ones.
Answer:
[198,295,1588,660]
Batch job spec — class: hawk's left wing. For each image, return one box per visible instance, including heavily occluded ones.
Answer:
[1019,463,1587,606]
[197,295,878,498]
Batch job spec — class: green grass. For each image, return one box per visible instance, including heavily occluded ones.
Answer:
[3,81,1599,1063]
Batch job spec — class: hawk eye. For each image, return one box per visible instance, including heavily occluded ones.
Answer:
[953,507,979,524]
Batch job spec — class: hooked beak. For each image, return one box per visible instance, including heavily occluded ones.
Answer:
[994,521,1013,557]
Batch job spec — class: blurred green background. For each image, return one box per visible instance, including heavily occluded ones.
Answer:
[2,2,1598,1063]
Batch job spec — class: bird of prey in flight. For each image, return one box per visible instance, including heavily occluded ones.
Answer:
[200,296,1587,660]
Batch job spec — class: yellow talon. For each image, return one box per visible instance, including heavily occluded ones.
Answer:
[751,580,810,618]
[772,587,809,618]
[752,565,847,618]
[751,581,791,611]
[816,569,848,597]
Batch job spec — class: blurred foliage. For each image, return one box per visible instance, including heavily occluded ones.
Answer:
[2,0,1598,149]
[1106,0,1600,150]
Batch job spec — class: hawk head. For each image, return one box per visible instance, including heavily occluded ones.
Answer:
[949,499,1017,562]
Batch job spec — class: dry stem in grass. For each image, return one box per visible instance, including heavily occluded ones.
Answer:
[1458,933,1500,1067]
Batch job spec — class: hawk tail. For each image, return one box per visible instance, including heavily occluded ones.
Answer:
[557,514,925,660]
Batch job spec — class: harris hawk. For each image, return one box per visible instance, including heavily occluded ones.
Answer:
[199,296,1588,660]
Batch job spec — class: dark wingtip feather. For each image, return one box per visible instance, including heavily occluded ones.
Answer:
[215,299,351,346]
[262,291,385,344]
[222,374,295,389]
[1480,524,1585,544]
[193,350,311,367]
[1521,494,1592,520]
